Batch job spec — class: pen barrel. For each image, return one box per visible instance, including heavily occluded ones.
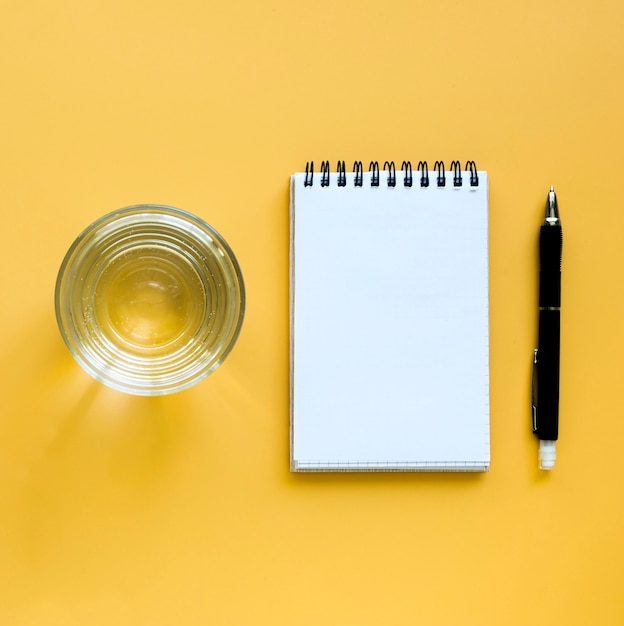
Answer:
[536,309,560,440]
[539,224,562,308]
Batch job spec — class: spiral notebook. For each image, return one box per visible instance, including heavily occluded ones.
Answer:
[290,160,490,471]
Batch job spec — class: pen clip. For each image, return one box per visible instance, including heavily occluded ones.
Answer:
[531,348,538,433]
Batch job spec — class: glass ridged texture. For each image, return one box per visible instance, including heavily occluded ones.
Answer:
[55,205,245,395]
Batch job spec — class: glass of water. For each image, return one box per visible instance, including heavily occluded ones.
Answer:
[55,205,245,395]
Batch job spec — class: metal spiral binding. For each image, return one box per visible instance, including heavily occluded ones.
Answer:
[451,160,462,187]
[369,161,380,187]
[402,161,413,187]
[320,160,330,187]
[434,161,446,187]
[384,161,396,187]
[465,160,479,186]
[353,161,363,187]
[418,161,429,187]
[302,160,480,187]
[304,161,314,186]
[337,160,346,187]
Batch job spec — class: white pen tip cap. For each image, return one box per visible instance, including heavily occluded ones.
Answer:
[539,440,556,470]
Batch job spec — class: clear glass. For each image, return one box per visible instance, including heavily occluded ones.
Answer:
[55,205,245,395]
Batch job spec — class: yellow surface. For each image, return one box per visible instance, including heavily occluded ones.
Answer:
[0,0,623,624]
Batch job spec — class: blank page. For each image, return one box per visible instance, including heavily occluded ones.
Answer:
[290,167,490,471]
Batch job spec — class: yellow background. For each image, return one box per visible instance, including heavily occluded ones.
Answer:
[0,0,622,624]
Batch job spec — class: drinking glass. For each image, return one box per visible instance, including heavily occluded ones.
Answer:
[55,205,245,395]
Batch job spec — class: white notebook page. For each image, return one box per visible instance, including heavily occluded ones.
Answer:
[290,168,490,471]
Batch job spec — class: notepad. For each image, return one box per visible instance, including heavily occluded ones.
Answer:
[290,160,490,471]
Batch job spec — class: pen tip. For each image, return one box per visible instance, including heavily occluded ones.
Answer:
[545,186,559,223]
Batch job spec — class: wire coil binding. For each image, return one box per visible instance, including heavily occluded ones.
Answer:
[353,161,363,187]
[302,160,480,187]
[401,161,413,187]
[369,161,380,187]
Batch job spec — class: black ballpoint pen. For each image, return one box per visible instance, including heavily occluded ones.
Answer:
[532,186,562,470]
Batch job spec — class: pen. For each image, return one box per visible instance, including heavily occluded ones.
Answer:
[532,186,562,470]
